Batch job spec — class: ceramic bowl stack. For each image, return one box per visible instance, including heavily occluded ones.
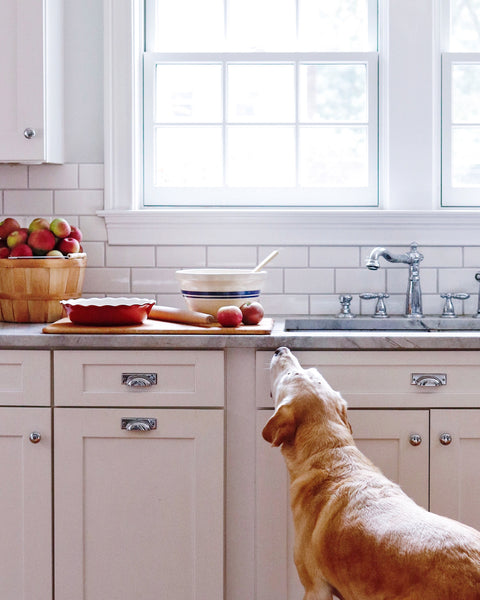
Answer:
[175,269,267,316]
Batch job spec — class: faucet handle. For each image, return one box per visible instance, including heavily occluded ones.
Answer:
[338,294,355,318]
[360,293,390,318]
[440,292,470,318]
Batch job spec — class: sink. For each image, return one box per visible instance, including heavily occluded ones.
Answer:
[284,316,480,332]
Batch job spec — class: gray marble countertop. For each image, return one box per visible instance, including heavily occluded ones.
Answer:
[2,320,480,350]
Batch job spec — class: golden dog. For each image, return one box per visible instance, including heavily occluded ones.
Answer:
[262,347,480,600]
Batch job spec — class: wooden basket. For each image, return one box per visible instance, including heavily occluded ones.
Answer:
[0,256,87,323]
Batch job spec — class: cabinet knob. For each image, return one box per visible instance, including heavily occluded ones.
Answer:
[23,128,36,139]
[439,432,452,446]
[29,431,41,444]
[409,433,422,446]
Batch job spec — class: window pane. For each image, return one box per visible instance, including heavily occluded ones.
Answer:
[155,65,222,123]
[452,127,480,186]
[226,0,296,51]
[452,64,480,123]
[154,0,224,51]
[450,0,480,51]
[227,64,295,123]
[226,126,295,186]
[299,64,367,123]
[298,0,369,51]
[299,126,368,187]
[154,127,223,187]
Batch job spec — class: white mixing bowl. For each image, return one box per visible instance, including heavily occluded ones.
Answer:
[175,269,267,316]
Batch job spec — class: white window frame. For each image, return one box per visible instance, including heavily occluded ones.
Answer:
[442,52,480,206]
[143,51,378,208]
[101,0,480,246]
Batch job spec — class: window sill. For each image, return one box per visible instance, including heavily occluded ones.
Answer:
[98,208,480,246]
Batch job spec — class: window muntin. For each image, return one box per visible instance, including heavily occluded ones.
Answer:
[144,1,378,207]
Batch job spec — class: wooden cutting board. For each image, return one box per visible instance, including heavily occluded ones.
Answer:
[42,317,274,335]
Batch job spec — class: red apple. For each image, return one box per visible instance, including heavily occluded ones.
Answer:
[217,305,243,327]
[240,301,264,325]
[57,237,80,255]
[50,217,71,238]
[0,246,10,258]
[69,225,83,242]
[10,243,33,257]
[28,217,50,233]
[28,228,56,255]
[0,217,21,240]
[7,228,29,249]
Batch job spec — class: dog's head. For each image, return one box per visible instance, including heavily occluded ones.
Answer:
[262,347,352,448]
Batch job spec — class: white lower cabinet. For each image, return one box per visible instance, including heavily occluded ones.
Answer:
[254,350,480,600]
[52,350,225,600]
[0,407,52,600]
[54,407,224,600]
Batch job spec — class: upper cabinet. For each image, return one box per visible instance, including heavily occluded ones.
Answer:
[0,0,63,163]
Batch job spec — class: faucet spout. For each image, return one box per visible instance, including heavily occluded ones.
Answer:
[365,242,424,318]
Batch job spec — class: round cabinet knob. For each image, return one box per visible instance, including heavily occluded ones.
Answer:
[439,433,452,446]
[23,128,36,139]
[409,433,422,446]
[29,431,41,444]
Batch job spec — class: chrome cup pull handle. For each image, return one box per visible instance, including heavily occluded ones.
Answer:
[411,373,447,387]
[121,418,157,432]
[122,373,157,388]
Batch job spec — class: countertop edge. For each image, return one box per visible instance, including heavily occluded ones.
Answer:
[2,320,480,350]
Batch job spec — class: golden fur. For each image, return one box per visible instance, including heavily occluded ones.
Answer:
[262,347,480,600]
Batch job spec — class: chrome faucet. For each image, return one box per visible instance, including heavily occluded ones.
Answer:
[366,242,424,318]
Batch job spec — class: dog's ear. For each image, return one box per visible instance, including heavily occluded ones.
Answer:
[262,404,297,446]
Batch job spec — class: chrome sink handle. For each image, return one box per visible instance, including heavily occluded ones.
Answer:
[360,293,389,318]
[440,293,470,318]
[475,273,480,317]
[337,294,355,318]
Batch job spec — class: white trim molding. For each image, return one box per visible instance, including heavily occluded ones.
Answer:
[99,209,480,246]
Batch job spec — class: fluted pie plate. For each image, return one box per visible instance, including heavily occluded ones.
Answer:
[60,297,155,325]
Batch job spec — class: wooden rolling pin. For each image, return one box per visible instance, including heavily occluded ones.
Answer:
[149,305,215,326]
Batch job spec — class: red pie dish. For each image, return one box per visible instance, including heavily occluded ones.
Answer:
[60,297,155,325]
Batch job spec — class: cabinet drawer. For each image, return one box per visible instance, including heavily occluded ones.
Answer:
[0,350,50,406]
[256,350,480,408]
[54,350,224,407]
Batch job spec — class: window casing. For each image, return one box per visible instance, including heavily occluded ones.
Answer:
[102,0,480,247]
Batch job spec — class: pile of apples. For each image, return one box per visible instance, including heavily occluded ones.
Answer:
[0,217,83,258]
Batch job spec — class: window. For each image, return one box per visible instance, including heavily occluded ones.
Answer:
[103,1,480,247]
[143,0,378,207]
[442,0,480,206]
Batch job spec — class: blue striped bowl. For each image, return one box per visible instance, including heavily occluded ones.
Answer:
[175,269,267,316]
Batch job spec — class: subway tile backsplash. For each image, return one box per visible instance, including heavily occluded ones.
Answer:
[2,162,480,317]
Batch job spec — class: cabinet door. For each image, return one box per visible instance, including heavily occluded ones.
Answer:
[0,408,52,600]
[430,409,480,530]
[0,0,62,162]
[54,408,224,600]
[255,409,429,600]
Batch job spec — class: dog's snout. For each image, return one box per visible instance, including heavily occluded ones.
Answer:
[274,347,289,356]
